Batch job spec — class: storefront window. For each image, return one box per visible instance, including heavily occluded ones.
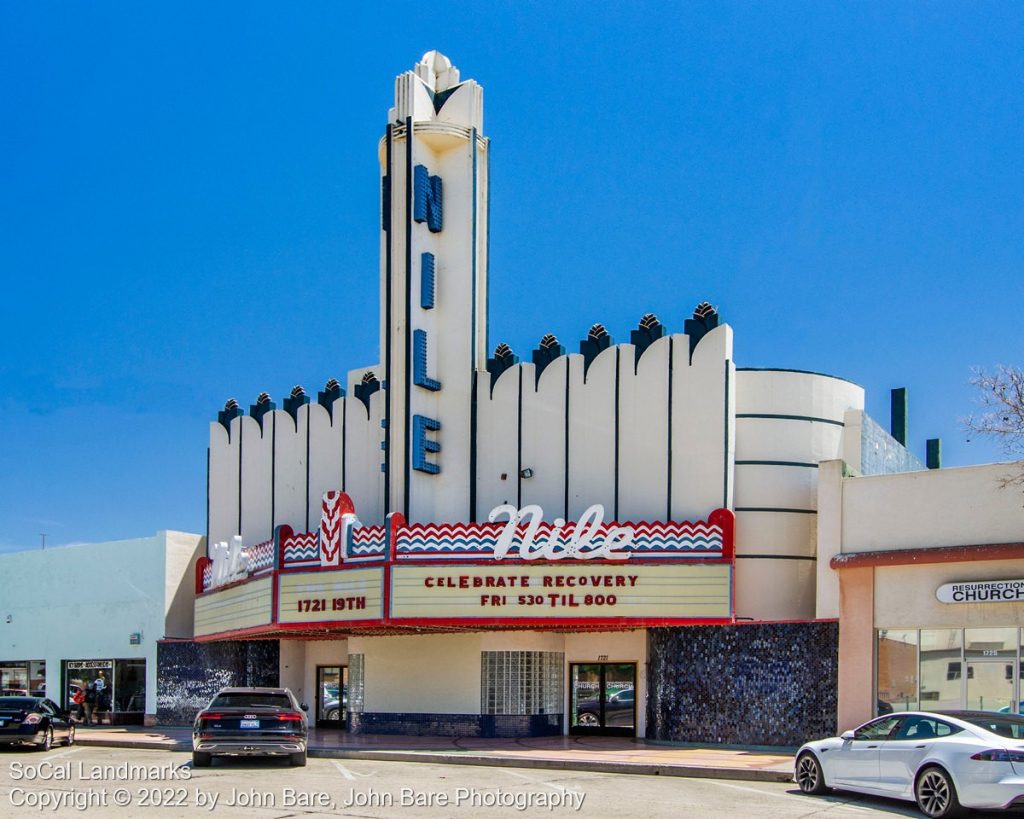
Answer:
[63,659,145,725]
[965,627,1017,660]
[29,661,46,696]
[0,662,30,694]
[880,628,1024,714]
[877,630,917,712]
[919,629,963,711]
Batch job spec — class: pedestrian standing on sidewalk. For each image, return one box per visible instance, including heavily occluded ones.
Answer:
[83,681,97,725]
[92,671,107,725]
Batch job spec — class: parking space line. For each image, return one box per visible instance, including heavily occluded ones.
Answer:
[39,749,80,762]
[700,780,878,814]
[503,769,584,795]
[333,761,375,780]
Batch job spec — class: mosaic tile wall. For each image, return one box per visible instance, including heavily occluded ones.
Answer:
[156,640,279,725]
[348,654,364,713]
[647,622,838,746]
[348,712,562,738]
[480,651,563,716]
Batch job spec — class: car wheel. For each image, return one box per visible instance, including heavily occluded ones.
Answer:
[795,752,828,795]
[290,751,307,767]
[37,727,53,752]
[66,725,75,746]
[915,766,963,818]
[577,712,600,727]
[192,751,212,768]
[325,709,339,721]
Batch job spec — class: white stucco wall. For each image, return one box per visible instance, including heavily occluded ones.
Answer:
[875,558,1024,629]
[734,369,864,620]
[840,462,1024,553]
[0,531,202,716]
[277,639,349,712]
[817,461,1024,619]
[353,633,483,714]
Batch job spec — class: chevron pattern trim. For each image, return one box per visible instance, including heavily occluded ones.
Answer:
[395,519,724,560]
[282,530,319,567]
[201,563,213,591]
[247,538,276,573]
[349,525,387,558]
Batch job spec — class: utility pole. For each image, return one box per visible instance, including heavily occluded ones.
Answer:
[40,533,46,550]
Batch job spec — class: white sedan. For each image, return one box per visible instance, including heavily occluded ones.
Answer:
[795,711,1024,817]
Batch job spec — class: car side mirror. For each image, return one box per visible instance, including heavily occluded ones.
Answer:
[841,730,855,741]
[300,703,309,712]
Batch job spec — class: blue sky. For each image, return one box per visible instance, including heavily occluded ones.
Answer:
[1,2,1022,552]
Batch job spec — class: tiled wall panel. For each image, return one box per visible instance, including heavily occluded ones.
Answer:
[156,640,279,725]
[647,622,837,746]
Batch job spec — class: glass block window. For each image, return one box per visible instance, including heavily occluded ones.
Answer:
[348,654,365,713]
[481,651,564,715]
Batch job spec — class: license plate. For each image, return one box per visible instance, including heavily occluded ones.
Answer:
[240,719,259,729]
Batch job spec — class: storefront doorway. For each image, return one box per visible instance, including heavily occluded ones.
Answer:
[966,661,1015,713]
[569,662,636,736]
[316,665,347,728]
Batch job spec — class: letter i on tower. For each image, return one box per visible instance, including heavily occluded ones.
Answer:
[380,52,489,524]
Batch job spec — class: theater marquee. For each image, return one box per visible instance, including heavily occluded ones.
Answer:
[389,564,731,621]
[192,492,735,639]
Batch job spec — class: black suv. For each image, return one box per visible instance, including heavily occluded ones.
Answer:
[192,687,308,767]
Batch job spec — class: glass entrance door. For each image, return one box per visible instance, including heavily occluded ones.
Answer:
[316,666,347,727]
[966,662,1015,713]
[569,662,636,736]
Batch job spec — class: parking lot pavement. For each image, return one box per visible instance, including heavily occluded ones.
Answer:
[0,745,943,818]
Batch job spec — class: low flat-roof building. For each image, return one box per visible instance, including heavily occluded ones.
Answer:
[0,531,203,725]
[818,460,1024,729]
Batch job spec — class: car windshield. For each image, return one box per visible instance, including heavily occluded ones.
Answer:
[0,697,39,710]
[209,693,292,709]
[959,714,1024,740]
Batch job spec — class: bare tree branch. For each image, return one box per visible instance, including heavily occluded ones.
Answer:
[962,365,1024,488]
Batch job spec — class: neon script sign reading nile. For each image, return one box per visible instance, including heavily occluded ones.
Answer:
[487,504,633,561]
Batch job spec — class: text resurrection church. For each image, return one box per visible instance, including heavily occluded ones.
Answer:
[174,52,919,743]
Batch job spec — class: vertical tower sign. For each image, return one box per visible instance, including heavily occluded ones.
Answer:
[380,51,489,524]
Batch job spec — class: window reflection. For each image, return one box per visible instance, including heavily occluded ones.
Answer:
[919,629,963,711]
[877,627,1024,714]
[877,630,917,712]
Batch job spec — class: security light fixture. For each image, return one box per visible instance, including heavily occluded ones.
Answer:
[520,468,534,479]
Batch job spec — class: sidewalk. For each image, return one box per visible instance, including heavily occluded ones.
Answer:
[71,725,795,782]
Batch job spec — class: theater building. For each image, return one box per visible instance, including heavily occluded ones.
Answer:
[177,52,939,744]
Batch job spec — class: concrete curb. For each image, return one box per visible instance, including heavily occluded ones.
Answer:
[308,748,794,782]
[69,737,793,783]
[74,737,189,752]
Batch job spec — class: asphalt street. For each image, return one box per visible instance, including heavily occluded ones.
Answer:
[0,745,948,818]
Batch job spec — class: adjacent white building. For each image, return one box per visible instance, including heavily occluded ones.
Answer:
[0,531,203,724]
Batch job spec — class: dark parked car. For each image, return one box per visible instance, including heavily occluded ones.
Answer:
[192,687,308,767]
[0,696,75,750]
[576,687,635,727]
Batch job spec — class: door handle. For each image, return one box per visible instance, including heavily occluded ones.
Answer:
[915,745,926,749]
[867,745,878,748]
